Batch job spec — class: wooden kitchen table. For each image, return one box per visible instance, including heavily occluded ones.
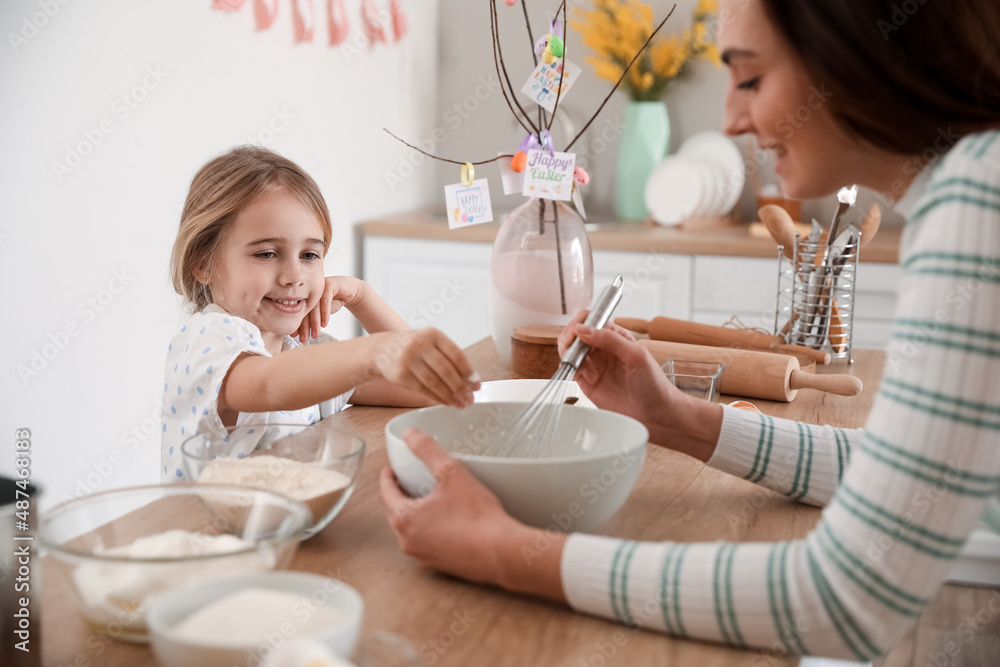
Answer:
[41,342,999,666]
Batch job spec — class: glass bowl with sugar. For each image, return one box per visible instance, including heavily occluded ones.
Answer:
[182,422,365,539]
[39,484,310,642]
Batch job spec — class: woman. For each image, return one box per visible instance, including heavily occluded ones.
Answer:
[380,0,1000,659]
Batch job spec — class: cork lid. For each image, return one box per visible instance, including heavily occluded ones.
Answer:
[511,325,563,346]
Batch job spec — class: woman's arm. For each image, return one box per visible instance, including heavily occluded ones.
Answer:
[558,318,858,506]
[379,429,568,602]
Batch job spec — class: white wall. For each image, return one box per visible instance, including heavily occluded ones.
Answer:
[433,0,899,224]
[0,0,440,508]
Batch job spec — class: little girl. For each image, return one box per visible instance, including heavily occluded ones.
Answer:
[160,146,479,482]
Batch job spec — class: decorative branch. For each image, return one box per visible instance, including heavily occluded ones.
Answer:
[490,0,537,136]
[518,0,544,130]
[546,0,569,132]
[383,129,513,166]
[566,4,677,151]
[490,0,542,137]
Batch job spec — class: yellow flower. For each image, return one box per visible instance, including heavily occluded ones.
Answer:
[586,57,625,83]
[650,37,684,79]
[574,0,718,100]
[695,0,717,16]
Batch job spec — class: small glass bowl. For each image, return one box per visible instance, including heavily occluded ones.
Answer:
[662,359,726,403]
[181,422,365,539]
[39,484,310,642]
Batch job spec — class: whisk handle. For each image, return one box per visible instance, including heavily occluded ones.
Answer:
[563,275,625,369]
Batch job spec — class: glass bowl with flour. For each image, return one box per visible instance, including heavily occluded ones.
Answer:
[39,484,310,641]
[182,422,364,538]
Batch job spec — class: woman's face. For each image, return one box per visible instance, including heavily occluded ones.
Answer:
[718,0,861,199]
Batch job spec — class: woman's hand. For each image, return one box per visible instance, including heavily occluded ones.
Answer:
[298,276,365,342]
[558,311,673,428]
[558,311,723,460]
[379,429,521,586]
[380,429,568,601]
[377,328,480,408]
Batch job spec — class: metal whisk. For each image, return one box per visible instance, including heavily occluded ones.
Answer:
[480,275,625,459]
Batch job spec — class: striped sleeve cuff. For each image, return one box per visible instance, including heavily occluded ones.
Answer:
[561,532,631,620]
[707,406,859,507]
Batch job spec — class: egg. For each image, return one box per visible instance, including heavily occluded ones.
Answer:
[511,151,528,173]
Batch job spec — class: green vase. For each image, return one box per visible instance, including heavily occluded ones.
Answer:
[616,101,670,221]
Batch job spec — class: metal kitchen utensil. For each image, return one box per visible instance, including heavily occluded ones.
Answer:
[481,275,625,459]
[794,186,859,347]
[774,227,859,363]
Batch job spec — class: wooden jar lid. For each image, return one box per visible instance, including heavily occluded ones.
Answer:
[511,325,563,345]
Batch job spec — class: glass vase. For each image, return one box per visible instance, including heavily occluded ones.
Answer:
[489,198,594,364]
[616,100,670,221]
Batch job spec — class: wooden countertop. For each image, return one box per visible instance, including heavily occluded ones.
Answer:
[41,342,995,666]
[360,208,903,264]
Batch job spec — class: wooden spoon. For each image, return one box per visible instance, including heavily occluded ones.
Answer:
[759,204,798,260]
[857,203,881,249]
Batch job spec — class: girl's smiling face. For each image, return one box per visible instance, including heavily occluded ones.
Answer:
[197,190,326,352]
[718,0,861,199]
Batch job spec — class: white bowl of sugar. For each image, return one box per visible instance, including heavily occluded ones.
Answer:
[147,571,363,667]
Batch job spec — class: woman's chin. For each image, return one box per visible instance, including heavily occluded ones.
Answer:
[778,174,842,201]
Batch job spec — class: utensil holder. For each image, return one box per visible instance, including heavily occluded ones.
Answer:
[774,235,859,363]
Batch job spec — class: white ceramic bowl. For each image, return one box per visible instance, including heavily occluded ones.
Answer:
[147,571,364,667]
[473,379,596,408]
[385,403,648,532]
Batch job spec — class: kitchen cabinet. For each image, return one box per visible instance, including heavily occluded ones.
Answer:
[692,256,902,350]
[360,212,903,350]
[362,237,692,348]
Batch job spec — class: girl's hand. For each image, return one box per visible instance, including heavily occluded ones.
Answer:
[378,328,480,408]
[379,429,523,587]
[297,276,365,343]
[557,310,674,430]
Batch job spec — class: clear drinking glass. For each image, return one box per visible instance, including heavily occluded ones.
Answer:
[661,359,726,402]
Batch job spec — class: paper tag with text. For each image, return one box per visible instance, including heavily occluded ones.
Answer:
[522,150,575,201]
[497,153,524,195]
[445,178,494,229]
[521,59,582,113]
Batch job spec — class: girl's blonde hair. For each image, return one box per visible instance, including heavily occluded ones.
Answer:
[170,146,333,310]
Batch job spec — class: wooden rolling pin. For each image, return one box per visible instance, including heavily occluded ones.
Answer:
[617,316,831,365]
[639,339,862,402]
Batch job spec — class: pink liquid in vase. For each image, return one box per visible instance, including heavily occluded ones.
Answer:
[489,199,593,364]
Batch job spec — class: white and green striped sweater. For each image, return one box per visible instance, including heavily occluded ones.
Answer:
[561,131,1000,660]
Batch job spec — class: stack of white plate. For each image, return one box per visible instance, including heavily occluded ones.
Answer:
[644,131,746,226]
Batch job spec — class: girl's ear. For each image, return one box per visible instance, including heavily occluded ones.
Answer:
[193,264,209,285]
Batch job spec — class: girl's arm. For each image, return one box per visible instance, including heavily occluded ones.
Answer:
[349,376,435,408]
[219,328,478,422]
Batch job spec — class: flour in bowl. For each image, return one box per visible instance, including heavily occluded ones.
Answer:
[197,455,352,522]
[171,587,346,646]
[72,530,271,636]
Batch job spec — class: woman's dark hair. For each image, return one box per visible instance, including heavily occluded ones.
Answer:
[760,0,1000,155]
